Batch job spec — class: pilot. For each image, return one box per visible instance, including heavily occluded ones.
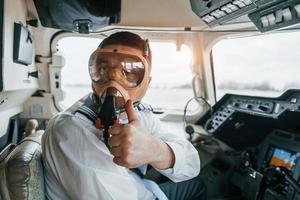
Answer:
[42,31,206,200]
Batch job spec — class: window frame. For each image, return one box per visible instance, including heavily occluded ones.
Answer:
[51,33,199,119]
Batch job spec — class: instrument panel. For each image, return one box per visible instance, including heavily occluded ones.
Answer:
[190,0,300,32]
[257,129,300,199]
[198,89,300,150]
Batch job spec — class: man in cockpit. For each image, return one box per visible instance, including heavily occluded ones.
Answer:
[42,32,206,200]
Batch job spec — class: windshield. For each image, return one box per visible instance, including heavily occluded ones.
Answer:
[212,31,300,100]
[57,37,194,111]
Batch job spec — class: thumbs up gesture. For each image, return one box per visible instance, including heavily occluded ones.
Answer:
[108,100,175,169]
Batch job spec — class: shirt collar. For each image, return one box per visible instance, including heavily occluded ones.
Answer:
[76,93,99,124]
[75,93,146,125]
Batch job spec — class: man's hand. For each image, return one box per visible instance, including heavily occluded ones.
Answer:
[108,100,175,169]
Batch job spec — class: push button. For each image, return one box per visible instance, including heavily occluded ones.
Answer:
[266,13,276,26]
[233,0,246,8]
[282,8,292,21]
[295,4,300,17]
[275,10,283,23]
[261,16,269,27]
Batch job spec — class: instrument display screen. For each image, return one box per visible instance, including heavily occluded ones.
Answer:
[269,147,300,172]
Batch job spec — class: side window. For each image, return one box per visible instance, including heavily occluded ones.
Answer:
[143,42,194,112]
[58,37,194,112]
[212,32,300,100]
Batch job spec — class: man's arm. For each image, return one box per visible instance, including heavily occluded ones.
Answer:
[108,100,175,169]
[147,137,175,169]
[108,100,200,182]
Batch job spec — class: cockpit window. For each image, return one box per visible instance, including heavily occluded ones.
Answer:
[212,31,300,100]
[58,37,101,106]
[144,42,193,111]
[58,37,194,111]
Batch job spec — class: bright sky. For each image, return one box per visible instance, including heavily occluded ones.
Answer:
[57,37,194,109]
[58,31,300,107]
[213,31,300,92]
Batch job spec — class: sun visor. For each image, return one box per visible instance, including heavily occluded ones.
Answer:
[33,0,121,33]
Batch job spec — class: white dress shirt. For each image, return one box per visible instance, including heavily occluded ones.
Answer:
[42,94,200,200]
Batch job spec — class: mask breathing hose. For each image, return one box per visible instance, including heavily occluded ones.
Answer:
[98,95,119,147]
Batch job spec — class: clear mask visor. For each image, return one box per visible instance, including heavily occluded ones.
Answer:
[89,52,145,88]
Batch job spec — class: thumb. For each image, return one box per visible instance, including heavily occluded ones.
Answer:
[125,100,138,123]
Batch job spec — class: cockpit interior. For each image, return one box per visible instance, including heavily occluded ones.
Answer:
[1,0,300,199]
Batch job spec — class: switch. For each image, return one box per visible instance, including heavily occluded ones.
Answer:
[290,97,297,104]
[227,3,239,12]
[233,0,246,8]
[217,10,226,17]
[261,16,269,27]
[282,8,292,21]
[295,4,300,17]
[55,81,60,88]
[267,13,276,26]
[246,104,253,109]
[241,0,252,6]
[211,11,222,18]
[274,103,280,114]
[258,105,269,112]
[202,15,216,23]
[207,15,216,22]
[202,15,212,23]
[275,9,283,23]
[221,6,232,14]
[55,72,59,79]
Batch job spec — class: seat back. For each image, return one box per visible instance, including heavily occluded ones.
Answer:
[0,131,45,200]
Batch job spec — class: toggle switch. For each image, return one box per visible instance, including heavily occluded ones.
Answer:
[261,16,269,27]
[227,3,239,12]
[221,6,233,14]
[211,10,222,18]
[240,0,252,6]
[282,8,292,21]
[267,13,276,26]
[295,4,300,18]
[233,0,246,8]
[275,9,283,23]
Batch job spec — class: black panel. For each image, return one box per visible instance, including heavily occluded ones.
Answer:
[197,89,300,150]
[189,0,300,32]
[190,0,256,25]
[256,130,300,199]
[249,0,300,32]
[33,0,121,33]
[189,0,282,26]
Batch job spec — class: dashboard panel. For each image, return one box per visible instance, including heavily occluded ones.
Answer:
[197,90,300,200]
[197,89,300,150]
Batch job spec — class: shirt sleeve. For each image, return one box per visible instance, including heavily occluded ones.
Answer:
[42,114,138,200]
[141,111,200,183]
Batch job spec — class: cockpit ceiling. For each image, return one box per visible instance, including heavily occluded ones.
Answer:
[118,0,208,28]
[28,0,259,32]
[29,0,300,33]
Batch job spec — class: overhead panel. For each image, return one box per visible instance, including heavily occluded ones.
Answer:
[249,0,300,32]
[190,0,265,26]
[190,0,300,32]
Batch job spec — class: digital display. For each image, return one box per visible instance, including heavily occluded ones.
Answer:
[269,147,300,172]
